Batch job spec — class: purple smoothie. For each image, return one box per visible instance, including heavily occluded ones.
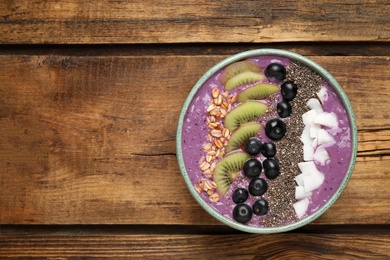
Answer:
[181,55,352,227]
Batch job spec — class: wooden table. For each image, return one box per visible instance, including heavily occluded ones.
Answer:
[0,1,389,258]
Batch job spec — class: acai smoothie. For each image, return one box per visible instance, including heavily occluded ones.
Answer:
[179,52,353,228]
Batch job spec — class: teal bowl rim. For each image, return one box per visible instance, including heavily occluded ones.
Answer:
[176,48,358,234]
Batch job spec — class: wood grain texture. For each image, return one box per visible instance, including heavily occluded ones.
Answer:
[0,0,389,44]
[0,232,389,258]
[0,55,389,225]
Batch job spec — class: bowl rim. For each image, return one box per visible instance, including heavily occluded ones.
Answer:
[176,48,358,233]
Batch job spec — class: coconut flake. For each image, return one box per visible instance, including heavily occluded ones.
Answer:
[303,143,314,161]
[300,125,312,145]
[307,98,324,114]
[317,129,335,145]
[302,171,325,192]
[313,146,330,165]
[314,112,338,129]
[298,161,318,175]
[317,86,328,103]
[302,109,318,126]
[310,123,321,139]
[295,186,313,200]
[293,198,310,218]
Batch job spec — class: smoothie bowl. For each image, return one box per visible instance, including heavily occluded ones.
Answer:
[176,49,357,233]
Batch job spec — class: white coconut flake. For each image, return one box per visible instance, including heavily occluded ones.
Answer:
[293,198,310,218]
[313,146,330,165]
[307,98,324,114]
[298,161,318,175]
[300,125,312,145]
[317,86,328,103]
[302,109,318,126]
[317,129,335,145]
[314,112,338,129]
[302,171,325,192]
[310,123,321,139]
[295,186,313,200]
[303,143,314,161]
[295,173,309,187]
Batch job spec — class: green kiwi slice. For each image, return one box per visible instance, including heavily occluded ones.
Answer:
[225,71,264,91]
[224,101,268,132]
[213,152,250,195]
[225,122,263,153]
[220,60,261,85]
[237,83,279,102]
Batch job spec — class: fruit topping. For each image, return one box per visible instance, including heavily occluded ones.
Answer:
[213,152,251,195]
[225,71,264,91]
[244,137,262,156]
[233,203,253,224]
[281,81,298,101]
[307,98,323,114]
[252,199,269,216]
[265,119,286,141]
[263,159,280,179]
[265,63,286,82]
[220,60,261,86]
[224,101,268,132]
[261,142,276,158]
[237,83,279,102]
[232,188,249,204]
[314,112,338,129]
[293,198,310,219]
[243,158,263,179]
[313,146,330,165]
[248,178,268,196]
[277,100,292,118]
[225,122,263,153]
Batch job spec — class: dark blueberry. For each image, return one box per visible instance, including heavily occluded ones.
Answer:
[261,142,276,158]
[252,199,269,216]
[243,159,262,179]
[232,188,249,204]
[233,203,253,224]
[263,159,280,179]
[281,81,298,101]
[248,178,268,196]
[277,100,292,118]
[265,63,286,82]
[265,119,286,141]
[244,137,262,156]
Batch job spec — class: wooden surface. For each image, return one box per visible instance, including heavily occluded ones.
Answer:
[0,0,389,258]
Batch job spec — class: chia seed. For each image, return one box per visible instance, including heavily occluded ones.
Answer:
[260,61,323,227]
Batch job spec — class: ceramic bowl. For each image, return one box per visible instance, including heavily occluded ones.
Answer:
[176,49,358,233]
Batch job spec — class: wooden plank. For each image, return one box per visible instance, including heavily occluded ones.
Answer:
[0,232,389,258]
[0,0,389,44]
[0,55,389,225]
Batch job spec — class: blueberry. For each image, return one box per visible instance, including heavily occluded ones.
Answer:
[261,142,276,158]
[244,137,262,156]
[253,199,269,216]
[277,100,292,118]
[263,159,280,179]
[265,119,286,141]
[233,203,253,224]
[248,178,268,196]
[243,159,262,179]
[265,63,286,82]
[232,188,249,204]
[281,81,298,101]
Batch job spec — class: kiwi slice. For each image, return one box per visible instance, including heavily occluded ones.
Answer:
[213,152,250,195]
[225,71,264,91]
[220,60,261,85]
[224,101,268,132]
[237,83,279,102]
[225,122,263,153]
